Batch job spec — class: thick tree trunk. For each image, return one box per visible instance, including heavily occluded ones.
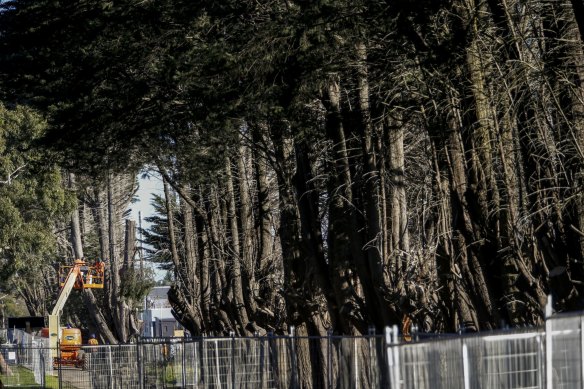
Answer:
[387,117,410,274]
[224,154,251,335]
[162,179,181,276]
[108,174,129,342]
[236,136,259,322]
[196,186,212,332]
[176,189,203,334]
[323,75,367,334]
[252,123,279,319]
[355,40,399,328]
[68,173,117,344]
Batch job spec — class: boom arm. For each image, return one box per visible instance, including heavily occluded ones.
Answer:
[51,266,81,316]
[48,260,86,353]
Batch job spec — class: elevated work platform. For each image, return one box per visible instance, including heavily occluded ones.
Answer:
[59,259,105,289]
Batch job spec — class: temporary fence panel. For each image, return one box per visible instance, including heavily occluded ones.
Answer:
[142,341,184,388]
[327,335,384,389]
[0,345,55,387]
[397,336,465,389]
[548,314,582,388]
[5,312,584,388]
[465,330,544,389]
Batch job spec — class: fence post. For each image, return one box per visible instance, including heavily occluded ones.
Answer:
[214,339,221,387]
[40,347,45,388]
[267,332,274,388]
[137,339,144,389]
[462,341,470,389]
[181,337,187,387]
[290,326,297,389]
[194,338,199,387]
[385,326,394,388]
[58,340,63,389]
[107,345,114,388]
[368,326,375,388]
[392,325,400,389]
[231,331,236,389]
[545,294,553,389]
[581,315,584,388]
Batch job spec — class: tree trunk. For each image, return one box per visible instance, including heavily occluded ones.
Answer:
[107,174,129,342]
[68,173,117,344]
[176,188,203,334]
[236,134,259,322]
[355,40,399,328]
[252,123,279,320]
[323,75,367,334]
[224,154,251,335]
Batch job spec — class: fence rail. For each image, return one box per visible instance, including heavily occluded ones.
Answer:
[2,312,584,388]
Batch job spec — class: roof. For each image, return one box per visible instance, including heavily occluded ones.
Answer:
[147,286,170,301]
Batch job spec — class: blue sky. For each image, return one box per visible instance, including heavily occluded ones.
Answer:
[130,171,165,280]
[131,171,163,226]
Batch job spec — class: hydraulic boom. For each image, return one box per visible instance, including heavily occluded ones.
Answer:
[48,259,104,353]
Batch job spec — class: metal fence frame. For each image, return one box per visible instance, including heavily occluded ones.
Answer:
[2,312,584,388]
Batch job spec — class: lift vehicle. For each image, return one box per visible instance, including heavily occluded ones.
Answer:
[47,258,104,368]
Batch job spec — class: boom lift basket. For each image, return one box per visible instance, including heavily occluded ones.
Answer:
[59,259,105,289]
[50,258,105,360]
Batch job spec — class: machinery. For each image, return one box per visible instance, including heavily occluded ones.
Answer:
[47,258,104,368]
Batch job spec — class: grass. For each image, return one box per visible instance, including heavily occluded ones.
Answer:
[0,366,59,388]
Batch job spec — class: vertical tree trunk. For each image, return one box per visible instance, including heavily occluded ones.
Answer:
[224,154,251,335]
[108,174,129,342]
[197,186,212,332]
[252,124,278,315]
[323,75,367,335]
[386,117,410,274]
[175,188,203,334]
[236,134,259,320]
[68,173,117,344]
[355,40,399,327]
[270,119,321,387]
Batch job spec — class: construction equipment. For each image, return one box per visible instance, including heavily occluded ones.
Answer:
[48,258,104,366]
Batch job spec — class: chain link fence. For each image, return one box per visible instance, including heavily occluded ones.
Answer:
[2,312,584,388]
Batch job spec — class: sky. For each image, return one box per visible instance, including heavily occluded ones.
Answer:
[130,171,163,229]
[129,171,165,280]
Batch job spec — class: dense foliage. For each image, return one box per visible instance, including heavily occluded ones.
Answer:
[2,2,584,377]
[0,103,74,316]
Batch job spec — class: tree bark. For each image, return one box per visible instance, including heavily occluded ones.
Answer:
[224,154,251,335]
[355,40,399,328]
[68,173,117,344]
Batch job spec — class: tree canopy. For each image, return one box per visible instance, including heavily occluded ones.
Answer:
[2,2,584,365]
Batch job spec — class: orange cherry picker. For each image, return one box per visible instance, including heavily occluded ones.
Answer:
[47,258,104,368]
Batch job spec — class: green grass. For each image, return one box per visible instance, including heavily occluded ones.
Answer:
[0,366,59,388]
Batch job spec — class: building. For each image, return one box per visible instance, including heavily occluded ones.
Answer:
[141,286,182,337]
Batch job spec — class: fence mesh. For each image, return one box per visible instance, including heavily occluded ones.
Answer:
[548,314,582,388]
[398,336,464,389]
[3,312,584,388]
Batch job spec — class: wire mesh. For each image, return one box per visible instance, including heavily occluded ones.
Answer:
[396,336,465,389]
[465,330,544,389]
[4,313,584,388]
[548,315,582,388]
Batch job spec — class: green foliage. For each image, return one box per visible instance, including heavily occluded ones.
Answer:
[0,296,29,318]
[120,267,156,306]
[0,0,241,178]
[0,103,74,283]
[140,194,174,270]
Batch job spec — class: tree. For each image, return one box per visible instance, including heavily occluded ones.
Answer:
[0,103,74,316]
[3,0,584,347]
